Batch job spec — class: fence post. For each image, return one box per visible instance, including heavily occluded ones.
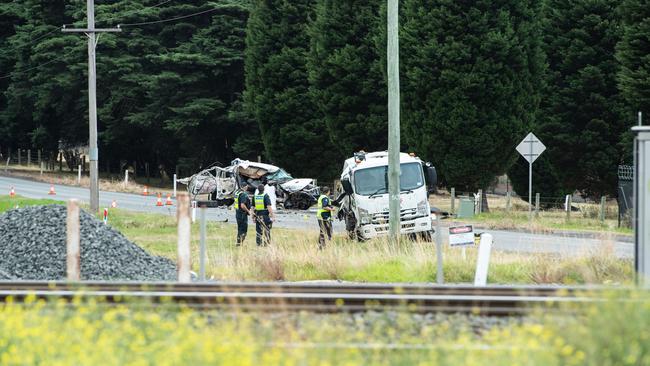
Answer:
[124,170,129,187]
[199,206,207,281]
[435,213,443,284]
[78,165,82,184]
[173,173,177,197]
[566,194,572,221]
[27,149,31,167]
[450,187,455,213]
[600,196,606,222]
[177,192,191,283]
[535,193,540,218]
[66,199,81,281]
[477,189,483,214]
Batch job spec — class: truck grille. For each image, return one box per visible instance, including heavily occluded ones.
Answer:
[371,208,420,224]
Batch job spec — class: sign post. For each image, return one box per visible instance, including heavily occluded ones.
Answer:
[633,126,650,286]
[516,133,546,222]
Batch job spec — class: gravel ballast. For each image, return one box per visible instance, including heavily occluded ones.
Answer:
[0,205,176,281]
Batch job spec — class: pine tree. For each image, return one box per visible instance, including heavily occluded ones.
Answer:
[244,0,335,180]
[617,0,650,116]
[400,0,545,192]
[511,0,625,199]
[307,0,387,161]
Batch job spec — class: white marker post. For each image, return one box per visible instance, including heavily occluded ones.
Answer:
[78,165,82,184]
[66,199,81,281]
[173,173,177,197]
[124,169,129,187]
[177,193,191,283]
[516,133,546,223]
[474,233,493,286]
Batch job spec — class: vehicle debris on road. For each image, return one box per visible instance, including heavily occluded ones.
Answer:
[177,159,320,210]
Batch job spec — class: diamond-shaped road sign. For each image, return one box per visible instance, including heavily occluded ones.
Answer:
[516,132,546,163]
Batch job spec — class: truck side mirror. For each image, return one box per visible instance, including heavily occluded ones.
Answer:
[341,178,353,195]
[424,163,437,194]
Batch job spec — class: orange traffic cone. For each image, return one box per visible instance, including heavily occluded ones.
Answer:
[9,186,15,197]
[156,193,163,206]
[48,185,56,195]
[111,200,117,208]
[142,185,149,196]
[165,194,173,206]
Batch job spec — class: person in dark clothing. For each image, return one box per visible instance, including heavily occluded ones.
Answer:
[253,184,274,246]
[317,186,335,249]
[235,184,252,246]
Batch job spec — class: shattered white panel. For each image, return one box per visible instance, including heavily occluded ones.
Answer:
[281,178,314,192]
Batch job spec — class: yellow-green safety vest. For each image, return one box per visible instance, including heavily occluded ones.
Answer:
[233,189,241,208]
[317,194,332,220]
[254,194,268,211]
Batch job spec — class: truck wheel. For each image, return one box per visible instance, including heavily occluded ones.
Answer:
[412,230,435,243]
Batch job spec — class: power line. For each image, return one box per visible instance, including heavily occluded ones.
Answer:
[0,49,78,80]
[25,27,60,45]
[3,26,60,53]
[118,6,220,27]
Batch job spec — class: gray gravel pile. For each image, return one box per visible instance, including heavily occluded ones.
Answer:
[0,205,176,281]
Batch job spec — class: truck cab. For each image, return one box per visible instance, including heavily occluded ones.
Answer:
[337,151,437,240]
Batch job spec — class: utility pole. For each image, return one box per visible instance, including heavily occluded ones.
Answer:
[62,0,121,213]
[387,0,401,240]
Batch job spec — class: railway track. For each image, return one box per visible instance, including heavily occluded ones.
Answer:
[0,281,622,315]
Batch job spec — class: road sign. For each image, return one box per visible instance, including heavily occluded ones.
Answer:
[516,133,546,163]
[516,132,546,222]
[449,225,475,247]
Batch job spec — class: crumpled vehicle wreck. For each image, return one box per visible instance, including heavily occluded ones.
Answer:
[178,159,320,210]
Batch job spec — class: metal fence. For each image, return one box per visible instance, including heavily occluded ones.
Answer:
[441,189,620,223]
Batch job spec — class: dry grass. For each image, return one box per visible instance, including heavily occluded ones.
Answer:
[99,205,634,285]
[195,230,633,284]
[430,190,630,235]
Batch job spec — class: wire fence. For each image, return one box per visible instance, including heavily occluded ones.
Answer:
[437,188,624,224]
[1,148,84,172]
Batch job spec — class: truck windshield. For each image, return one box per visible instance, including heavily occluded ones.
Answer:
[353,163,424,195]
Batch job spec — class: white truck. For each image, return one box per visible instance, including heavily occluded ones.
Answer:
[337,151,438,241]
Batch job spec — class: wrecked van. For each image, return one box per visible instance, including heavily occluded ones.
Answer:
[177,159,320,210]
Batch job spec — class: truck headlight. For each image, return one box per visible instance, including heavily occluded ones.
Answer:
[417,200,428,216]
[358,208,372,224]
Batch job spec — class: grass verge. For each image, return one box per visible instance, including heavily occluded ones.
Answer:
[431,192,632,235]
[0,195,635,284]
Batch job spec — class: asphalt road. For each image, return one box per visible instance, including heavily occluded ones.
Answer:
[0,175,634,258]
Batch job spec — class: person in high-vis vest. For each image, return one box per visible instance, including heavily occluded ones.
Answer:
[234,184,252,246]
[317,186,335,249]
[253,184,274,246]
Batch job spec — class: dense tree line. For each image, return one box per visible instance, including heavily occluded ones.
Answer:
[0,0,250,177]
[1,0,648,198]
